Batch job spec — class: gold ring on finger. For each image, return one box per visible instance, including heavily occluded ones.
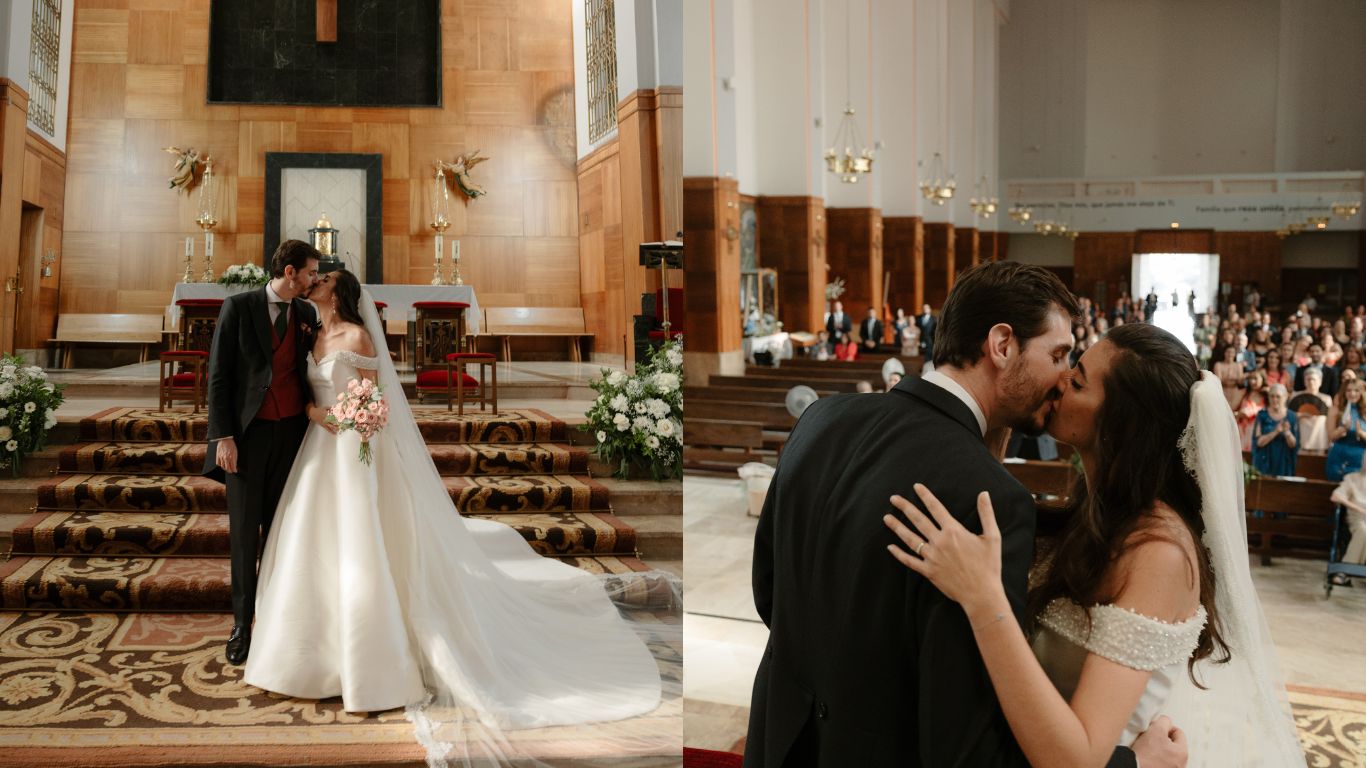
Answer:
[915,541,928,557]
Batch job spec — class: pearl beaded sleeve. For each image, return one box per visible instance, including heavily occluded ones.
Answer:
[1037,598,1207,672]
[332,350,384,370]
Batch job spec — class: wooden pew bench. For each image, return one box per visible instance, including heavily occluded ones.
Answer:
[473,307,593,362]
[1246,476,1337,564]
[49,313,163,368]
[683,418,768,474]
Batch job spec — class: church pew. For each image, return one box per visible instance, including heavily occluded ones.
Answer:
[777,356,925,376]
[689,400,796,431]
[50,313,163,368]
[682,418,770,475]
[1242,449,1327,482]
[1245,476,1337,564]
[1004,459,1076,500]
[709,375,865,393]
[684,385,840,404]
[746,365,888,382]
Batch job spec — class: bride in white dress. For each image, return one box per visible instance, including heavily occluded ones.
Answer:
[882,323,1305,767]
[242,270,667,762]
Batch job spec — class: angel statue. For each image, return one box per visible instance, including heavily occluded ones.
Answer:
[438,150,489,200]
[164,146,206,194]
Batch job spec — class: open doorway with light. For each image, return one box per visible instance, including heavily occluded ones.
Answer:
[1131,253,1220,355]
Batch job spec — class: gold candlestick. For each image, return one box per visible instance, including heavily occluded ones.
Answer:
[431,225,449,286]
[182,237,196,283]
[449,239,463,286]
[195,158,219,282]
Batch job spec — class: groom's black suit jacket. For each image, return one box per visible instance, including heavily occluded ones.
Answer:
[203,287,317,482]
[744,376,1136,768]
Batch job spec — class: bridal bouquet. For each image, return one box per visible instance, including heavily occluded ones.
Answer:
[583,339,683,480]
[217,263,268,287]
[326,378,389,465]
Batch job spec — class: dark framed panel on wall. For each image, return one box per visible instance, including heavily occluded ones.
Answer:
[264,152,384,282]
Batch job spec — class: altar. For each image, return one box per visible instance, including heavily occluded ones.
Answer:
[168,283,481,333]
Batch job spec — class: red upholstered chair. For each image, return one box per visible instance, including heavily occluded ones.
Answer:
[158,351,207,412]
[157,298,222,412]
[445,352,498,415]
[648,287,685,342]
[413,301,473,404]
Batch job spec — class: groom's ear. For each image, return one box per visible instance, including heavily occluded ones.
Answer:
[985,323,1017,370]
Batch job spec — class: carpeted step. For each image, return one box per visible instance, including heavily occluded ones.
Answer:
[0,551,659,612]
[79,407,568,444]
[36,473,611,514]
[9,509,636,559]
[59,441,592,477]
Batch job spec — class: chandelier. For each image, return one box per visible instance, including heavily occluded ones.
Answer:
[920,152,955,205]
[1307,215,1330,230]
[824,0,874,184]
[1008,204,1032,224]
[969,176,997,218]
[1331,200,1361,219]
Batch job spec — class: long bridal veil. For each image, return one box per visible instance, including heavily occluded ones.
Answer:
[1161,371,1305,767]
[357,290,681,767]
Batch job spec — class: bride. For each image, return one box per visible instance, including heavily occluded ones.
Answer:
[881,323,1305,767]
[242,269,667,760]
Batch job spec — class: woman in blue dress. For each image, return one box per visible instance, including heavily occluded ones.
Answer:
[1327,378,1366,481]
[1251,383,1299,477]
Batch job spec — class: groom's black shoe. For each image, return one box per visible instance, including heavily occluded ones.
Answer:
[225,625,251,665]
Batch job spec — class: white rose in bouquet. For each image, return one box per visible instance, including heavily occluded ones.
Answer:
[613,412,630,431]
[655,419,675,438]
[653,372,679,393]
[0,426,11,441]
[608,370,627,386]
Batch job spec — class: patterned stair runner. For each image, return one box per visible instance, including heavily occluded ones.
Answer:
[1,407,665,613]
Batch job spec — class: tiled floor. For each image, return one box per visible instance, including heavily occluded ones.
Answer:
[683,474,1366,750]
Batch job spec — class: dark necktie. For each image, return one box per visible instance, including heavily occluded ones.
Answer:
[273,301,289,340]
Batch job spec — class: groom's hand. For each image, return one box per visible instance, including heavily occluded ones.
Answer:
[1132,715,1188,768]
[216,437,238,474]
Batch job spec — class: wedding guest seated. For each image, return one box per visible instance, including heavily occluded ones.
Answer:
[1294,366,1333,452]
[1262,349,1291,390]
[1295,342,1340,397]
[1330,453,1366,587]
[834,332,858,361]
[855,380,874,393]
[1338,344,1364,381]
[893,308,910,347]
[1326,377,1366,481]
[811,330,831,361]
[1251,383,1298,477]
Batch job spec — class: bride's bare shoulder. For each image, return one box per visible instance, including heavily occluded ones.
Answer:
[337,322,376,357]
[1107,504,1201,621]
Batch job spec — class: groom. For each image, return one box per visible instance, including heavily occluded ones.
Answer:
[744,262,1187,767]
[205,239,321,665]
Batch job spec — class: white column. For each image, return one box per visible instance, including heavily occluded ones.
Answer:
[750,0,819,196]
[876,0,920,217]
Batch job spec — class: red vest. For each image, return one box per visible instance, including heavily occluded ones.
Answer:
[256,309,305,420]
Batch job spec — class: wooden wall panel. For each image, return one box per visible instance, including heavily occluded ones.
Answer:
[1073,232,1136,303]
[825,207,883,322]
[684,177,741,354]
[578,141,623,360]
[60,0,584,320]
[883,216,922,315]
[1135,229,1216,255]
[1214,231,1282,305]
[954,226,979,273]
[756,195,826,334]
[922,222,956,310]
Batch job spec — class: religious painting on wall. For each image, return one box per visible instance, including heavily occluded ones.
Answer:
[207,0,441,107]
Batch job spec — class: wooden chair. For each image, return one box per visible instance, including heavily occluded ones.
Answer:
[413,301,473,404]
[156,299,222,412]
[158,351,207,412]
[445,352,498,415]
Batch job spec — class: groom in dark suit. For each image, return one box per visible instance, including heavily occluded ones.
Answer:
[205,239,320,665]
[744,262,1187,767]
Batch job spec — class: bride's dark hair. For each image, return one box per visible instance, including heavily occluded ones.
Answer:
[1029,322,1230,686]
[329,269,367,328]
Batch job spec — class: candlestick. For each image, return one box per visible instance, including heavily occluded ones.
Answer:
[449,239,463,286]
[182,237,195,283]
[432,232,446,286]
[200,231,215,282]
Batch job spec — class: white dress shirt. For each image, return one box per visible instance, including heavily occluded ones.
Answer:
[265,282,289,325]
[921,370,988,436]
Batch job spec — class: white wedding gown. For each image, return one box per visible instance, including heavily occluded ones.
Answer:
[242,346,663,736]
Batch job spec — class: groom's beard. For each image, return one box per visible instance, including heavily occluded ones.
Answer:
[1001,361,1058,437]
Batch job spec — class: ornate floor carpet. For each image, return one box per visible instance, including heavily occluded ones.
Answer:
[0,407,680,766]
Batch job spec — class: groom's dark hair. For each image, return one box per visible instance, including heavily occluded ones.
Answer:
[269,239,321,278]
[933,261,1080,368]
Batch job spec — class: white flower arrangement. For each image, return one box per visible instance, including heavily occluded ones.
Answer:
[0,356,64,475]
[217,263,269,287]
[583,339,684,480]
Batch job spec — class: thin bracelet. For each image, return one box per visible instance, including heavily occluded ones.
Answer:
[972,611,1008,631]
